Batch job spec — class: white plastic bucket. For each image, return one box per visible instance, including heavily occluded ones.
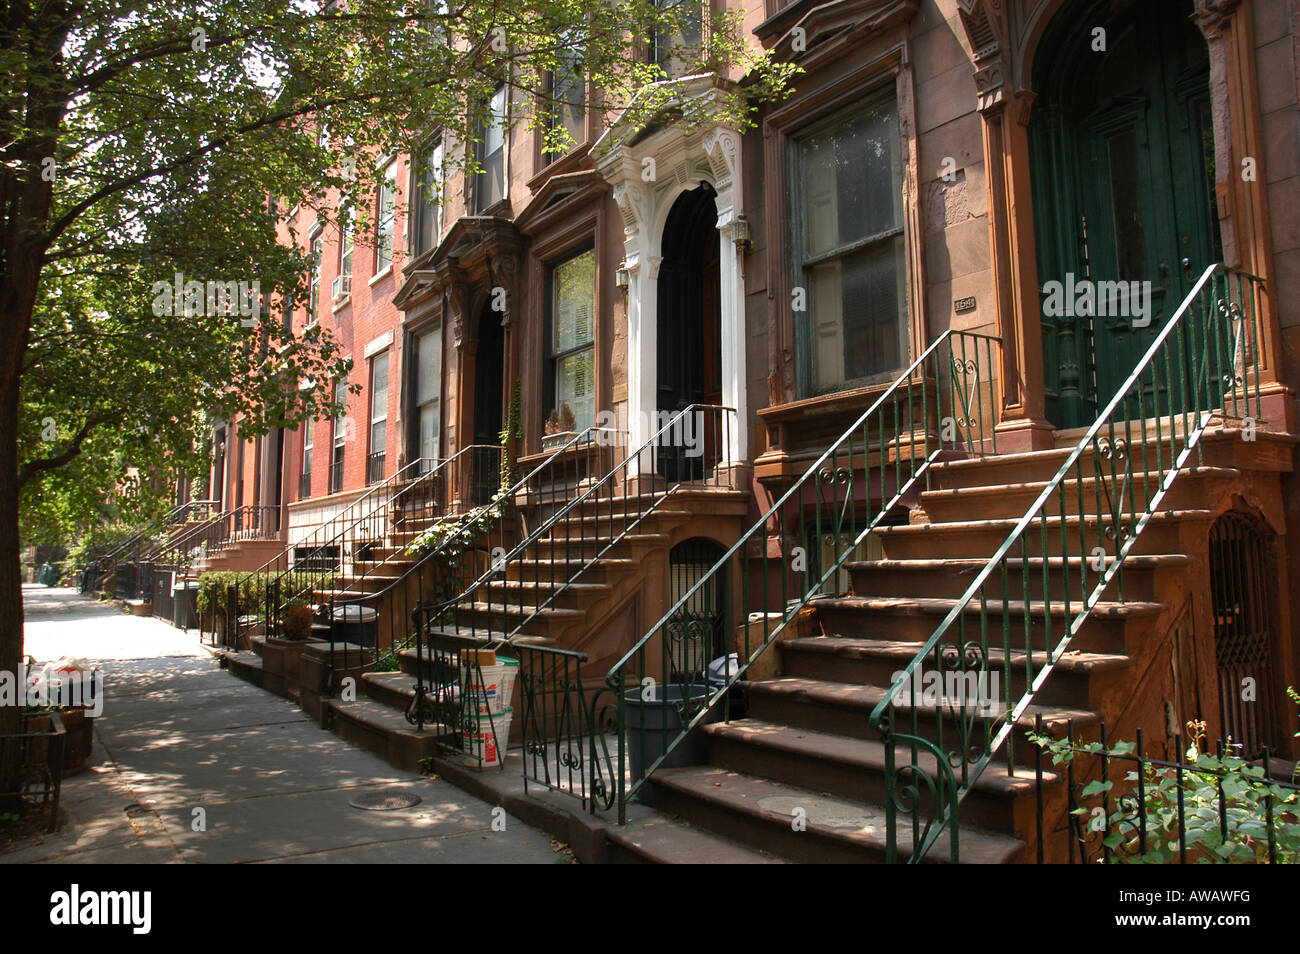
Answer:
[460,662,507,714]
[462,708,513,769]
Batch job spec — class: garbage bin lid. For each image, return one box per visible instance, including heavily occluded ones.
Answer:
[332,605,377,622]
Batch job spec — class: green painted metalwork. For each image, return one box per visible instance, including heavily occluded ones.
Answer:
[596,330,1002,823]
[871,264,1265,862]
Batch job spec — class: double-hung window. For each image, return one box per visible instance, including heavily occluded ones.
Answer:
[301,423,314,498]
[331,378,348,493]
[791,86,908,393]
[339,207,354,287]
[651,0,703,78]
[412,138,444,256]
[476,85,507,212]
[547,249,596,432]
[308,232,322,324]
[414,326,442,472]
[368,352,388,483]
[375,160,397,273]
[545,46,586,159]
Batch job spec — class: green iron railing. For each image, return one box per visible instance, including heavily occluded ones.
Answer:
[592,329,1002,820]
[870,263,1266,862]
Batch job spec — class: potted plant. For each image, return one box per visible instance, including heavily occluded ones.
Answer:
[541,402,577,450]
[283,598,314,640]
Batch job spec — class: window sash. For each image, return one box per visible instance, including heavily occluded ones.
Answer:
[476,86,507,211]
[791,88,909,392]
[414,140,444,255]
[376,162,397,271]
[549,249,596,431]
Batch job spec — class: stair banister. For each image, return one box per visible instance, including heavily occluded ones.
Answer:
[593,329,1002,822]
[870,263,1264,863]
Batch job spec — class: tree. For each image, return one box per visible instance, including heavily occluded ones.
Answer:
[0,2,793,742]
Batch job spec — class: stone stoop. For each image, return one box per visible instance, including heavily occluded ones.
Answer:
[628,426,1294,863]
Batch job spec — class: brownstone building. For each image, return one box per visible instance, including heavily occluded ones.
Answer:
[190,0,1300,861]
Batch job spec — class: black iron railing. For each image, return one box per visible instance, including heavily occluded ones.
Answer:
[420,404,734,652]
[0,710,66,833]
[366,451,386,485]
[84,500,217,597]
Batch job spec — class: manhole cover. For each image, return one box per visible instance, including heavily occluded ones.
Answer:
[348,789,421,812]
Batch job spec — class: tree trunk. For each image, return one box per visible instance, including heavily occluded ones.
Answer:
[0,266,40,775]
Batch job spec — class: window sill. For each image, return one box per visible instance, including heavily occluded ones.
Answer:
[369,266,393,287]
[331,295,352,314]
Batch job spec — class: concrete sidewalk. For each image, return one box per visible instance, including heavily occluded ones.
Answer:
[5,586,569,864]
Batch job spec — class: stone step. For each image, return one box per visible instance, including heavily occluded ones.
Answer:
[807,594,1162,656]
[220,650,264,689]
[648,766,1025,864]
[742,675,1101,765]
[605,804,786,864]
[844,555,1189,604]
[874,510,1213,560]
[778,633,1130,708]
[324,696,454,772]
[700,718,1056,838]
[919,466,1240,523]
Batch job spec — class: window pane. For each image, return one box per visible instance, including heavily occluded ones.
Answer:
[556,350,595,432]
[419,404,440,462]
[376,162,396,271]
[552,250,595,353]
[370,419,386,455]
[797,95,901,258]
[416,142,443,254]
[371,352,388,422]
[809,235,907,389]
[416,328,441,405]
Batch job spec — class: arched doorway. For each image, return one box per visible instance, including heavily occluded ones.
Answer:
[657,184,722,479]
[1029,0,1220,428]
[1208,512,1280,758]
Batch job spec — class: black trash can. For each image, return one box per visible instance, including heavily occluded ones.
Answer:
[331,605,378,647]
[623,682,717,784]
[172,581,200,631]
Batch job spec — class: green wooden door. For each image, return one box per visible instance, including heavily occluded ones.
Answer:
[1030,0,1219,429]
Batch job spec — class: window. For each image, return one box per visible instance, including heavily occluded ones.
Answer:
[375,160,397,273]
[412,138,444,256]
[545,49,586,159]
[791,88,908,393]
[368,352,389,483]
[308,232,322,323]
[547,249,596,432]
[301,423,314,498]
[651,0,703,78]
[414,326,442,471]
[331,378,347,493]
[339,207,354,283]
[475,85,507,212]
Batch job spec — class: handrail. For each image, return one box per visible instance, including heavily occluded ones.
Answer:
[592,329,1002,820]
[84,499,216,591]
[294,444,502,611]
[870,263,1265,862]
[323,425,618,724]
[423,403,735,651]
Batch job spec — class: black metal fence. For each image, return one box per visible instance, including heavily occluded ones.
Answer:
[1033,716,1299,864]
[0,710,66,833]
